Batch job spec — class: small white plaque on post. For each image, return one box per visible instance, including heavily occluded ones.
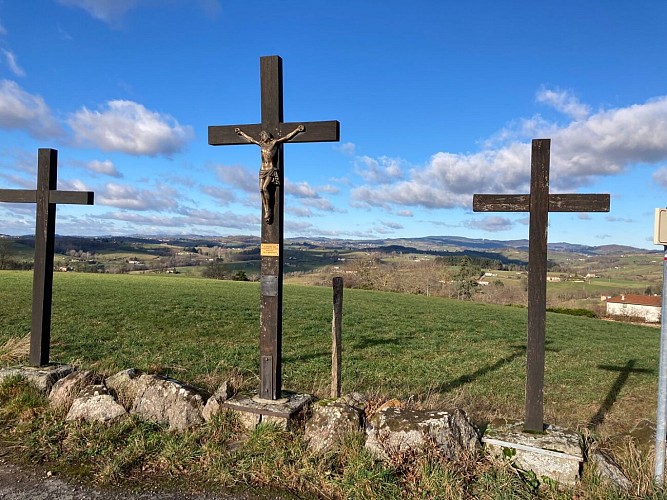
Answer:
[655,209,667,245]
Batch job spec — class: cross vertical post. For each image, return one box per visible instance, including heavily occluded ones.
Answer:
[0,148,95,366]
[473,138,610,432]
[31,149,58,366]
[526,139,549,432]
[208,56,340,400]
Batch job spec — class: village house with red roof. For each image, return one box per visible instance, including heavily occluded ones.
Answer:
[604,294,662,323]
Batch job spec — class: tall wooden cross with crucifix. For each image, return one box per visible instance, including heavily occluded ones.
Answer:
[473,138,610,432]
[0,148,94,366]
[208,56,340,400]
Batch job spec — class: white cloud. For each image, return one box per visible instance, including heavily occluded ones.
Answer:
[289,207,314,217]
[97,183,178,211]
[0,22,7,36]
[2,50,25,77]
[302,197,339,212]
[380,220,403,230]
[200,185,237,205]
[337,142,356,156]
[215,165,256,193]
[58,179,91,192]
[355,155,404,183]
[179,208,259,229]
[536,88,591,120]
[68,100,194,156]
[287,180,318,198]
[465,216,515,232]
[396,210,413,217]
[0,80,62,139]
[85,160,122,178]
[319,184,340,195]
[353,95,667,211]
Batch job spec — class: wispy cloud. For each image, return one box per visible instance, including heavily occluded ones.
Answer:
[96,183,179,211]
[336,142,356,156]
[2,50,25,77]
[536,88,590,120]
[464,216,515,232]
[354,155,404,183]
[0,80,62,139]
[200,185,237,205]
[84,159,122,178]
[57,0,221,26]
[97,207,258,231]
[380,220,403,230]
[215,165,256,193]
[57,0,141,25]
[68,100,194,156]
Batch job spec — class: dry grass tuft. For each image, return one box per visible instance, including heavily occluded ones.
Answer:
[0,334,30,364]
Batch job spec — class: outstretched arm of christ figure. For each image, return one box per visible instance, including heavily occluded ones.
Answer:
[275,124,305,144]
[234,127,261,146]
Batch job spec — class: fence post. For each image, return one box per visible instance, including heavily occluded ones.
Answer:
[331,276,344,398]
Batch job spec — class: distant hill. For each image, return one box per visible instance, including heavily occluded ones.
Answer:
[1,233,653,258]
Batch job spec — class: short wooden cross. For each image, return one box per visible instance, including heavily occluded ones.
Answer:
[473,138,610,432]
[0,149,94,366]
[208,56,340,400]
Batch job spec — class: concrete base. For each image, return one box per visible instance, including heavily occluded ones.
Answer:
[482,419,583,487]
[221,390,313,430]
[0,364,76,394]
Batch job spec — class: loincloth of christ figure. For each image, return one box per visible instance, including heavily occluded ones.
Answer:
[235,124,305,224]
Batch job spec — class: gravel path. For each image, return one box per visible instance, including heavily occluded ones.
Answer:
[0,456,286,500]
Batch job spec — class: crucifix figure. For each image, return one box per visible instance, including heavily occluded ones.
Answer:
[0,148,94,366]
[473,138,610,432]
[235,124,305,224]
[209,56,340,400]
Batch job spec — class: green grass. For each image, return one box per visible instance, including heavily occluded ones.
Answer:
[0,270,659,435]
[1,270,665,497]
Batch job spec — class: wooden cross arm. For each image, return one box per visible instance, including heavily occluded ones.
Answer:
[209,120,340,146]
[51,191,95,205]
[473,193,610,212]
[0,189,94,205]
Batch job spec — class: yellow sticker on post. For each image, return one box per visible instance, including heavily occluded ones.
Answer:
[261,243,280,257]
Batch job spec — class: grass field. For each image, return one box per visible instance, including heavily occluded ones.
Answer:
[0,270,659,439]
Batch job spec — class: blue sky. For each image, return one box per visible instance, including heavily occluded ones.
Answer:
[0,1,666,248]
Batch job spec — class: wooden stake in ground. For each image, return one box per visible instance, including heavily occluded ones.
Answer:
[0,149,94,366]
[331,276,344,398]
[208,56,340,400]
[473,138,609,432]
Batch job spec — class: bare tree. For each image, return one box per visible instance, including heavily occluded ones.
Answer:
[0,238,16,270]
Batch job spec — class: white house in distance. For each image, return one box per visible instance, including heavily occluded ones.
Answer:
[605,294,662,323]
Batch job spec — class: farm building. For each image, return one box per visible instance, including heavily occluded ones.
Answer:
[605,294,662,323]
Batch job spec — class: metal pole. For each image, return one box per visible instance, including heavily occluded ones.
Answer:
[654,244,667,483]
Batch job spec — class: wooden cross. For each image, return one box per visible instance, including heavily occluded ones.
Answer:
[208,56,340,400]
[473,138,610,432]
[0,149,94,366]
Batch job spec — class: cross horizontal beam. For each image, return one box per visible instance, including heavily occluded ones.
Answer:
[0,189,94,205]
[208,120,340,146]
[473,193,610,213]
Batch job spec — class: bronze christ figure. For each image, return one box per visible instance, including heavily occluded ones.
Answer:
[235,124,305,224]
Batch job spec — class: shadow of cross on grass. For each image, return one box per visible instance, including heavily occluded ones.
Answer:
[436,341,560,395]
[587,360,653,431]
